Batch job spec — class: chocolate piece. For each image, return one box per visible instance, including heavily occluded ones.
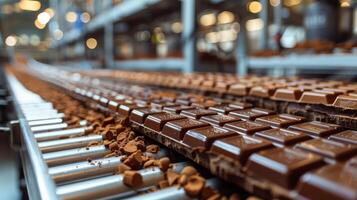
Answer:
[181,166,198,176]
[333,95,357,109]
[108,100,119,111]
[227,84,251,96]
[329,130,357,145]
[158,157,170,171]
[297,163,357,200]
[255,128,310,146]
[273,88,302,101]
[228,102,253,109]
[223,120,270,135]
[163,105,196,114]
[99,97,109,106]
[151,100,177,110]
[229,108,275,120]
[200,114,240,127]
[191,100,219,109]
[208,105,240,114]
[249,86,276,98]
[181,109,216,120]
[184,175,206,197]
[144,112,186,131]
[92,94,101,102]
[183,126,236,149]
[299,91,337,104]
[210,135,273,164]
[255,114,305,128]
[162,118,209,140]
[118,103,145,116]
[129,108,163,124]
[246,148,324,188]
[123,170,143,187]
[288,121,341,137]
[295,138,357,161]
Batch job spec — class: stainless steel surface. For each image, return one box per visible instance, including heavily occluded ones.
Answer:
[28,118,64,127]
[6,74,59,199]
[31,123,68,133]
[50,156,122,183]
[49,149,168,183]
[56,163,187,200]
[34,127,87,142]
[26,113,65,121]
[43,145,110,166]
[38,134,103,153]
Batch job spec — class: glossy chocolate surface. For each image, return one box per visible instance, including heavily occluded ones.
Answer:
[162,118,209,140]
[183,126,236,148]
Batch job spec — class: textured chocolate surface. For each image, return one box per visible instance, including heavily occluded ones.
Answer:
[181,108,216,119]
[288,121,341,137]
[162,118,209,140]
[246,148,324,189]
[144,112,186,131]
[223,120,271,135]
[254,128,310,145]
[129,108,163,124]
[255,114,305,128]
[200,114,240,126]
[329,130,357,145]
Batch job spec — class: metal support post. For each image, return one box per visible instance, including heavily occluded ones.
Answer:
[182,0,197,73]
[104,23,114,69]
[259,0,269,50]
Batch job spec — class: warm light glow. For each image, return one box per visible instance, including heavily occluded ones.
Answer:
[205,32,219,43]
[5,35,17,47]
[80,12,91,23]
[37,12,51,24]
[2,4,13,15]
[248,1,262,13]
[44,8,55,17]
[86,38,97,49]
[284,0,302,7]
[34,19,46,29]
[231,22,240,33]
[246,18,264,31]
[65,11,78,23]
[18,0,41,11]
[171,22,182,33]
[270,0,281,7]
[30,34,40,46]
[340,0,351,7]
[218,30,237,42]
[217,11,235,24]
[199,12,216,26]
[54,29,63,40]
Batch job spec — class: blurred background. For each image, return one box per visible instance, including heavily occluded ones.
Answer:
[1,0,357,78]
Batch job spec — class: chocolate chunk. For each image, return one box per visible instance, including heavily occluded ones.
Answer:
[123,141,138,154]
[166,170,180,185]
[102,117,115,127]
[183,126,236,149]
[208,105,240,114]
[200,114,240,126]
[229,108,275,120]
[163,105,196,114]
[181,109,216,120]
[118,103,145,116]
[184,175,206,197]
[223,121,270,135]
[123,170,143,187]
[117,163,131,173]
[295,138,357,161]
[158,180,170,189]
[129,108,163,124]
[273,88,302,101]
[333,95,357,109]
[254,128,310,146]
[181,166,198,176]
[255,114,305,128]
[288,121,341,137]
[329,130,357,145]
[299,91,337,104]
[123,151,143,170]
[158,157,170,171]
[210,135,273,164]
[249,86,276,98]
[246,148,324,188]
[109,142,119,151]
[297,163,357,200]
[162,118,209,140]
[146,144,160,153]
[144,112,186,131]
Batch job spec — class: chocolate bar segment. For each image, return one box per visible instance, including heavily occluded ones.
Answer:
[129,108,163,124]
[333,95,357,109]
[181,108,216,120]
[295,138,357,161]
[229,108,275,120]
[210,135,273,165]
[299,91,337,104]
[223,120,271,135]
[255,114,305,128]
[288,121,341,137]
[183,126,236,149]
[228,102,253,109]
[144,112,186,131]
[208,105,240,114]
[200,114,240,126]
[246,148,324,189]
[118,103,145,116]
[329,130,357,145]
[273,88,302,101]
[162,118,209,140]
[108,100,119,111]
[163,105,195,114]
[297,162,357,200]
[254,128,310,146]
